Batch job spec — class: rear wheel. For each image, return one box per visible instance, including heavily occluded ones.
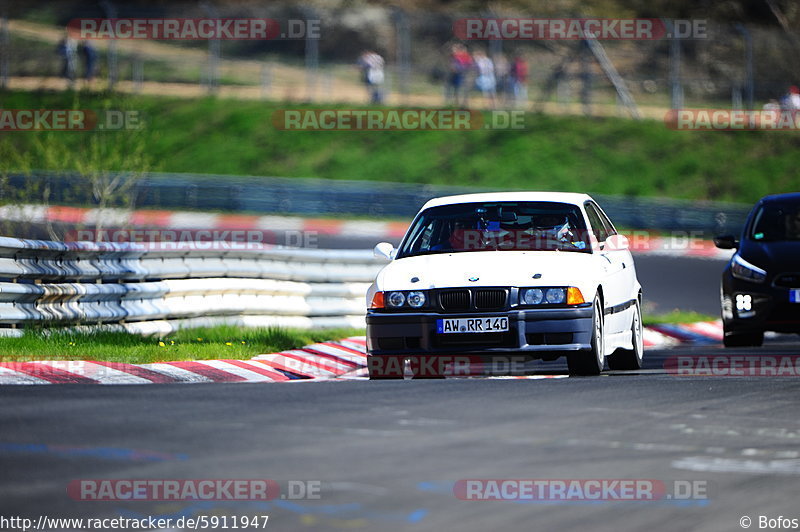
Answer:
[567,296,604,376]
[607,299,644,370]
[722,330,764,347]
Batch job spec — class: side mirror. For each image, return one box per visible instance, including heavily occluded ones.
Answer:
[374,242,396,260]
[605,234,629,251]
[713,235,739,250]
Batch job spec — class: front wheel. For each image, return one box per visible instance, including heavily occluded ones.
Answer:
[607,298,644,370]
[567,296,604,376]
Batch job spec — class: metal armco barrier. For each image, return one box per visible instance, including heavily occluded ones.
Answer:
[0,236,384,337]
[3,172,753,234]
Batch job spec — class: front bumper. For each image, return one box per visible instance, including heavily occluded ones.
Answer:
[722,274,800,334]
[366,305,594,356]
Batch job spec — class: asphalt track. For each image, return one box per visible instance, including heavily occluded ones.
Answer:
[2,341,800,532]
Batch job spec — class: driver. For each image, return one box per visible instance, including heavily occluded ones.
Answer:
[531,213,573,242]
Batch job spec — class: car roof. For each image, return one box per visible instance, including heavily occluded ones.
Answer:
[760,192,800,204]
[420,192,594,210]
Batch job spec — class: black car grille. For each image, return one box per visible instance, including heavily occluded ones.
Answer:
[437,288,508,312]
[439,290,470,311]
[474,289,507,310]
[774,273,800,288]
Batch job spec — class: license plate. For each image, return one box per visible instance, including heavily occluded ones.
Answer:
[791,290,800,303]
[437,317,509,334]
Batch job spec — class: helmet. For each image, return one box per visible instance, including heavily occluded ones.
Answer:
[532,214,571,241]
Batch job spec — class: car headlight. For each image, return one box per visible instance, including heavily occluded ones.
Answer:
[520,287,583,305]
[407,291,426,308]
[386,291,406,307]
[521,288,544,305]
[731,254,766,283]
[545,288,566,304]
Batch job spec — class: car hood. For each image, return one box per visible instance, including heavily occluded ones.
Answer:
[376,251,598,290]
[740,240,800,273]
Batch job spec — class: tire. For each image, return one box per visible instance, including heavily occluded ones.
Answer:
[607,298,644,370]
[722,331,764,347]
[567,296,604,376]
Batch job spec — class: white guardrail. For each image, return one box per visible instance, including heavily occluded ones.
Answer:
[0,237,385,337]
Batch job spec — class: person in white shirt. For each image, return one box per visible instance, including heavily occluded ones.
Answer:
[358,50,385,104]
[472,49,496,109]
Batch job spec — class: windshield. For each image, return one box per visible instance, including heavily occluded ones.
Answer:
[397,201,591,258]
[750,201,800,242]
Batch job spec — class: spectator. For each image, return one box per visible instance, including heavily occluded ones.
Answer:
[56,30,77,87]
[79,40,98,85]
[473,49,497,109]
[358,50,385,104]
[445,43,472,107]
[780,86,800,110]
[492,52,510,104]
[510,51,529,108]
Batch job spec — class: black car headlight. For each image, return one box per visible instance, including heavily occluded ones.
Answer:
[731,254,766,283]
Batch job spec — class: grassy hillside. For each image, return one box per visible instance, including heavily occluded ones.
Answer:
[1,89,799,203]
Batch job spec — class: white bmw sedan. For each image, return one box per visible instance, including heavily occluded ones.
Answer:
[366,192,643,378]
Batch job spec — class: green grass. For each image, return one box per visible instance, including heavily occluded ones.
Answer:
[1,90,799,204]
[642,311,717,327]
[0,312,720,364]
[0,326,364,363]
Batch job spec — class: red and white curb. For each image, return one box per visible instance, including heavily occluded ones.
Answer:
[0,337,368,385]
[2,204,733,260]
[0,323,725,385]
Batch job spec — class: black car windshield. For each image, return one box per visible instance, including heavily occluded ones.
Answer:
[750,201,800,242]
[397,201,591,258]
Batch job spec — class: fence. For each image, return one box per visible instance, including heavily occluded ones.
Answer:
[1,4,798,114]
[0,236,385,337]
[1,172,753,235]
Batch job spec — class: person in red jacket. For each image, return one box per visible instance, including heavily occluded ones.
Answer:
[510,51,529,108]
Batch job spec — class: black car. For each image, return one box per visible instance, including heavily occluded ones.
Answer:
[714,192,800,347]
